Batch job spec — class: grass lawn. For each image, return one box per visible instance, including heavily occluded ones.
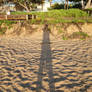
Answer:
[0,9,92,24]
[11,9,92,24]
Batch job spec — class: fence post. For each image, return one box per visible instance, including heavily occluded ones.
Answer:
[32,15,36,19]
[30,15,32,19]
[32,15,33,19]
[34,15,36,19]
[26,15,28,20]
[5,15,7,20]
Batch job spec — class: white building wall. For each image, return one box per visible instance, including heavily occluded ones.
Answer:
[36,1,50,12]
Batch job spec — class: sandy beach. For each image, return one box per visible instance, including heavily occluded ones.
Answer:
[0,30,92,92]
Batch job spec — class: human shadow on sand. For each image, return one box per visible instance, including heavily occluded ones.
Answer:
[36,24,55,92]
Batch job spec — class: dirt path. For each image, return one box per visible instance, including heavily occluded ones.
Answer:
[0,30,92,92]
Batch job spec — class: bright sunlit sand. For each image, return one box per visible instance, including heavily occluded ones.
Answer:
[0,29,92,91]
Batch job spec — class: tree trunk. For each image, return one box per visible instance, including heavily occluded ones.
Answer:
[85,0,92,9]
[3,0,6,4]
[25,7,30,12]
[50,1,51,7]
[49,0,52,7]
[65,0,67,9]
[81,0,85,9]
[42,3,44,11]
[67,0,69,9]
[18,2,30,12]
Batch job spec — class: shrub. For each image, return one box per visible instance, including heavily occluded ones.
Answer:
[7,9,91,24]
[62,35,68,40]
[50,3,64,10]
[70,32,89,39]
[0,20,16,35]
[0,27,7,34]
[72,3,82,9]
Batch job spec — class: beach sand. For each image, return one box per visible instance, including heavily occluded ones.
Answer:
[0,30,92,92]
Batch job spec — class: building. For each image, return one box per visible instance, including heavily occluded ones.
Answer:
[36,1,51,12]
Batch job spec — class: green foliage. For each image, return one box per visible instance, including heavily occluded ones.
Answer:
[6,9,92,24]
[76,32,89,37]
[0,27,6,34]
[0,20,16,26]
[58,29,63,34]
[65,9,88,17]
[86,8,92,10]
[62,36,68,40]
[30,19,37,24]
[3,0,44,12]
[49,3,64,10]
[61,31,89,40]
[0,20,16,35]
[56,26,63,34]
[30,9,89,24]
[87,20,92,23]
[11,11,31,15]
[72,19,86,23]
[72,3,82,9]
[12,9,88,17]
[70,31,89,39]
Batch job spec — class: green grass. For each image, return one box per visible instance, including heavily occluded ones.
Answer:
[0,27,7,34]
[61,31,90,40]
[58,30,63,34]
[12,9,88,18]
[85,8,92,10]
[70,31,89,39]
[11,9,91,24]
[0,20,16,34]
[76,32,89,37]
[0,20,16,26]
[62,36,68,40]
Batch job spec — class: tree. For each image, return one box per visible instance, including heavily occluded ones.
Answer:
[41,0,45,11]
[81,0,85,9]
[0,0,13,13]
[65,0,67,9]
[67,0,69,9]
[13,0,44,12]
[48,0,52,7]
[0,0,45,12]
[85,0,92,9]
[64,0,69,9]
[69,0,92,9]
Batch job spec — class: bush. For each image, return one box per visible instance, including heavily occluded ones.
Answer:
[70,32,89,39]
[0,27,7,34]
[34,9,89,24]
[9,9,90,24]
[49,3,64,10]
[0,20,16,26]
[0,20,16,34]
[72,3,82,9]
[84,8,92,11]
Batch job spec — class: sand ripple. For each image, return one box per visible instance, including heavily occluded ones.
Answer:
[0,35,92,92]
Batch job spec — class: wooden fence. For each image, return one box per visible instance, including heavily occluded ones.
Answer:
[0,15,36,20]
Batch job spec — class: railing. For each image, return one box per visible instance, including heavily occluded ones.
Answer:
[0,15,36,20]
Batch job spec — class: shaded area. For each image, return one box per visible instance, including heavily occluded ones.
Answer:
[36,25,55,92]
